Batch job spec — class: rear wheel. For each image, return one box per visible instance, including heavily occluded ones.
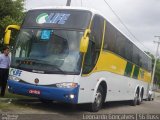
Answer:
[148,95,154,101]
[148,94,152,101]
[137,90,143,105]
[89,85,104,112]
[131,91,138,106]
[148,96,151,101]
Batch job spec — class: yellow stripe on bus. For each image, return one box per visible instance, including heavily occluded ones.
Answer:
[94,51,127,75]
[83,50,151,83]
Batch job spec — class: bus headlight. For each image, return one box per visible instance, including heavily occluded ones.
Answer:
[8,75,21,82]
[69,94,75,99]
[56,82,78,88]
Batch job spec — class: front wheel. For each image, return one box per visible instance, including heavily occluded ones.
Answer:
[89,85,104,112]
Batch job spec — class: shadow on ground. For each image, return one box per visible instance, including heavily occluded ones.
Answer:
[7,98,135,114]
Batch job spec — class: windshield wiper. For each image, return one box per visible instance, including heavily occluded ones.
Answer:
[16,58,67,74]
[43,63,67,74]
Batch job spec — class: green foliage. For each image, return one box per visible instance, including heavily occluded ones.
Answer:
[0,0,24,48]
[145,51,160,86]
[155,59,160,86]
[145,51,154,69]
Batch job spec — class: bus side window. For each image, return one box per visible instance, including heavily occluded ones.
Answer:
[83,40,95,73]
[83,14,104,74]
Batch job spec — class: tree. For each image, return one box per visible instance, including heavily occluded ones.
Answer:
[0,0,24,50]
[155,59,160,86]
[145,51,160,87]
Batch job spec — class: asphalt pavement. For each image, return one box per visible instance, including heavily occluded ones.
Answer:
[0,92,160,120]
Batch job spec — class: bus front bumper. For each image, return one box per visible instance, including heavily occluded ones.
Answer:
[7,80,79,104]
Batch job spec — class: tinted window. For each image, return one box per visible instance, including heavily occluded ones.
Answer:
[83,15,104,74]
[90,15,104,49]
[104,21,116,52]
[132,46,140,65]
[103,19,151,72]
[22,9,92,29]
[115,31,125,57]
[139,52,143,67]
[144,55,149,71]
[125,40,133,61]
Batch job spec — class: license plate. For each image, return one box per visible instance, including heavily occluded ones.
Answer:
[29,89,41,95]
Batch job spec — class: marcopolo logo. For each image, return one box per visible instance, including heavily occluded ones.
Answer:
[36,12,70,24]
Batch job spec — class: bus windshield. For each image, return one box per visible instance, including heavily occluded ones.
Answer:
[11,28,83,74]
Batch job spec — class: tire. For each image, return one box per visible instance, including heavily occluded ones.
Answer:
[148,95,154,101]
[137,98,141,105]
[148,98,151,101]
[89,85,104,112]
[131,91,138,106]
[137,91,143,105]
[148,95,151,101]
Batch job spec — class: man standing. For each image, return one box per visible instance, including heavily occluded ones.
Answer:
[0,46,10,97]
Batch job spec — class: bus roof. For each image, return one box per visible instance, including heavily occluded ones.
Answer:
[30,6,97,13]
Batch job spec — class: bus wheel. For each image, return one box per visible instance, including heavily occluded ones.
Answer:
[137,90,143,105]
[89,85,103,112]
[148,94,154,101]
[148,96,151,101]
[131,91,138,106]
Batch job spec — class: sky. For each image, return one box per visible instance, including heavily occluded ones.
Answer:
[25,0,160,55]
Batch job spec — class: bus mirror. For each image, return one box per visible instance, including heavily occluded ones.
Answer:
[80,36,89,53]
[5,25,20,31]
[4,25,20,45]
[4,30,11,45]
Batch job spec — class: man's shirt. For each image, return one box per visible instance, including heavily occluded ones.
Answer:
[0,54,10,69]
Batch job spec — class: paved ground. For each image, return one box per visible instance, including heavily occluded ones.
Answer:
[0,92,160,120]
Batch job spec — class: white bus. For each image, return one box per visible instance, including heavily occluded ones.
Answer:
[4,7,152,112]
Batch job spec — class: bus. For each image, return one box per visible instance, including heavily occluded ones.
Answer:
[4,7,152,112]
